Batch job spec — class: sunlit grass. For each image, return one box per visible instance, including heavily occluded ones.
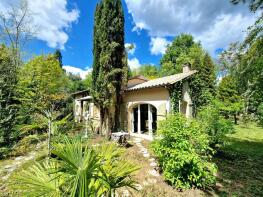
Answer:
[214,122,263,197]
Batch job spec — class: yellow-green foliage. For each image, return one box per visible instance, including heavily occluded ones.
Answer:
[18,54,70,110]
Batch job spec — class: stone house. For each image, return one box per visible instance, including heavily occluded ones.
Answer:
[73,64,196,140]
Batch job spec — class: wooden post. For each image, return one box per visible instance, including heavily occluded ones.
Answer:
[148,104,153,137]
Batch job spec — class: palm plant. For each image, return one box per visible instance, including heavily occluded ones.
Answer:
[9,160,64,197]
[9,136,139,197]
[95,144,139,197]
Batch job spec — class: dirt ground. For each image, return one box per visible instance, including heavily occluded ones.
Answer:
[121,138,207,197]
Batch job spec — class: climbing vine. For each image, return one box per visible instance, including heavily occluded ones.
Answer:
[169,81,183,113]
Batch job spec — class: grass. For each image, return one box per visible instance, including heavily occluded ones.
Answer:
[213,122,263,197]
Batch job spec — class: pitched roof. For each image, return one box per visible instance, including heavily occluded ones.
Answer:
[126,70,197,91]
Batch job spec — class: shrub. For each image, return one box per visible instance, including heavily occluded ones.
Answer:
[257,103,263,126]
[197,104,234,148]
[152,114,217,189]
[9,136,139,196]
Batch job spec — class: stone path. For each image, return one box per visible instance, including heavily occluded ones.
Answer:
[117,137,160,197]
[0,142,45,183]
[133,138,160,184]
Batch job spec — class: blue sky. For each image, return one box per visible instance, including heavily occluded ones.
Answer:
[0,0,259,78]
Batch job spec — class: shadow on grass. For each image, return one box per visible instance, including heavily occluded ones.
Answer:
[212,138,263,197]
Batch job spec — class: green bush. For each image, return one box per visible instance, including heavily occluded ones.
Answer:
[257,103,263,126]
[197,104,234,148]
[152,114,217,189]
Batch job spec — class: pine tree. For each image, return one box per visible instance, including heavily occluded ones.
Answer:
[0,45,18,147]
[54,49,63,68]
[92,0,127,135]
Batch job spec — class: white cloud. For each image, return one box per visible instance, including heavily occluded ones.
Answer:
[63,65,91,79]
[0,0,79,49]
[150,37,170,55]
[125,43,136,55]
[195,14,253,54]
[128,58,141,70]
[125,0,258,56]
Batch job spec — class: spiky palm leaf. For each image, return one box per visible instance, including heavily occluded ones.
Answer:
[10,137,139,197]
[96,143,139,196]
[10,160,64,197]
[51,136,105,197]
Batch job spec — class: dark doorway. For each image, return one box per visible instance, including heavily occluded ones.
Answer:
[132,104,157,135]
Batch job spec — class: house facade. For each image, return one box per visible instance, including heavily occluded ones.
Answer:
[73,64,196,140]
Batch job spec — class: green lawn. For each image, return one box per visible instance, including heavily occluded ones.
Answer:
[213,123,263,197]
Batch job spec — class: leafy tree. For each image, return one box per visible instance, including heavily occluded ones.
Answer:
[197,103,234,148]
[217,76,243,123]
[189,51,217,114]
[92,0,128,135]
[152,114,217,189]
[131,64,159,79]
[68,73,86,93]
[160,34,216,114]
[83,72,93,89]
[231,0,263,12]
[19,54,69,112]
[0,45,18,148]
[17,54,70,137]
[0,0,36,66]
[54,49,63,68]
[160,34,196,76]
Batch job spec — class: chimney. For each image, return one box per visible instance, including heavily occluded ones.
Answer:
[183,63,191,73]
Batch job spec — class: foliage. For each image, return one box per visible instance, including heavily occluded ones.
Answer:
[231,0,263,12]
[160,34,216,115]
[217,76,243,123]
[92,0,128,134]
[9,134,46,157]
[197,103,234,148]
[189,51,216,115]
[220,1,262,115]
[17,54,70,136]
[257,103,263,126]
[54,49,63,68]
[83,72,93,89]
[0,45,19,148]
[18,54,69,113]
[131,64,159,79]
[160,34,196,76]
[239,38,263,112]
[10,136,138,196]
[168,81,183,113]
[152,114,217,189]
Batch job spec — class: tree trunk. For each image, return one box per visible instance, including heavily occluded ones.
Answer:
[48,119,51,156]
[234,113,238,124]
[99,109,104,136]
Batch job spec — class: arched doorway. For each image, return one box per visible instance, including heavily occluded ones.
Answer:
[131,104,157,136]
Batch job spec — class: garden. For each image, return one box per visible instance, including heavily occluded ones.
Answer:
[0,0,263,196]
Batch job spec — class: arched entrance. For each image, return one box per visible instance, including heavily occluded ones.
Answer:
[131,104,157,136]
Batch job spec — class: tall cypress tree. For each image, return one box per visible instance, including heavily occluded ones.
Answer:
[92,0,127,135]
[54,49,63,68]
[0,45,18,148]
